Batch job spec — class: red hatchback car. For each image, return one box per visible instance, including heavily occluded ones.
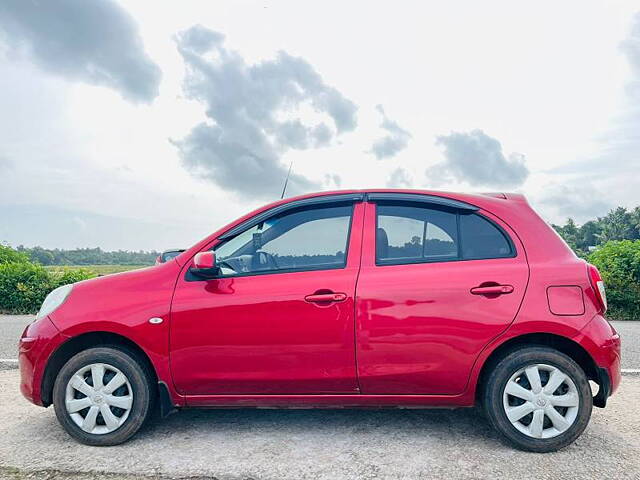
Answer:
[19,190,620,451]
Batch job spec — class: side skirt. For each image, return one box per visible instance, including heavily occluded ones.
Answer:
[183,393,474,409]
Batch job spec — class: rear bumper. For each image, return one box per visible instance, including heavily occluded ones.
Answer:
[19,316,63,407]
[575,314,621,404]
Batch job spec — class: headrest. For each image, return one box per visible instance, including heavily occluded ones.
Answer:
[376,227,389,259]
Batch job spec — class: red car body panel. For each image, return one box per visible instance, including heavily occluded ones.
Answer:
[19,316,61,406]
[169,203,365,395]
[18,189,621,410]
[355,203,530,395]
[21,261,186,406]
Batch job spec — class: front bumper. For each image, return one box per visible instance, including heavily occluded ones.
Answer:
[19,316,63,406]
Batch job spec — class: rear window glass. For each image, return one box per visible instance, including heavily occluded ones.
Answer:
[375,203,513,265]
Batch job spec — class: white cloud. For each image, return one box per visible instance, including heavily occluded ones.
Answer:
[429,130,528,188]
[0,0,161,103]
[534,182,614,224]
[370,105,412,159]
[387,168,412,188]
[172,25,357,200]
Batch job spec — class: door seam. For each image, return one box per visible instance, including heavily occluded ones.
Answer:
[352,200,368,394]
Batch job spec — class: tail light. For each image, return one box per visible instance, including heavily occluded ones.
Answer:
[587,263,607,313]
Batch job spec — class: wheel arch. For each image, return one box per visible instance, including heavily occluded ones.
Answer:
[475,332,600,405]
[41,331,158,407]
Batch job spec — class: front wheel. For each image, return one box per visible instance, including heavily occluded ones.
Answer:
[483,347,593,452]
[53,347,153,446]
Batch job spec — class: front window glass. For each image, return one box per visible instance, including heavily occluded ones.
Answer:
[214,205,352,276]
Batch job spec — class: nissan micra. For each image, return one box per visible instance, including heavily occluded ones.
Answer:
[19,190,621,451]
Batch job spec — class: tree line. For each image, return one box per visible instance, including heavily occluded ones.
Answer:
[552,206,640,320]
[12,246,159,266]
[552,206,640,256]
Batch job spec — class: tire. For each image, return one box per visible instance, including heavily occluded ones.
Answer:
[53,346,153,446]
[482,346,592,452]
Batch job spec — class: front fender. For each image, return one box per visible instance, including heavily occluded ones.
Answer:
[45,261,184,406]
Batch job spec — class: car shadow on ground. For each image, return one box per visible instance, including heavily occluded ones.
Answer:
[135,405,500,445]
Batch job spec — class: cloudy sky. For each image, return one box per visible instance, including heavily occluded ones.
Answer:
[0,0,639,251]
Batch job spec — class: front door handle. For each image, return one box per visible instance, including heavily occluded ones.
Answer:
[470,284,514,295]
[305,292,347,303]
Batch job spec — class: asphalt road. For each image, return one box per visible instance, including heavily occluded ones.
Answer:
[0,368,638,479]
[610,321,640,370]
[0,315,31,368]
[1,315,639,369]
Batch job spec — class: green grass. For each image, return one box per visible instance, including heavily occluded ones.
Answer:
[44,264,149,275]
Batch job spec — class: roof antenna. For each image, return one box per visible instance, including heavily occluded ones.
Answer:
[280,160,293,199]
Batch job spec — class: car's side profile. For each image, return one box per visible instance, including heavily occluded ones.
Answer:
[19,190,621,451]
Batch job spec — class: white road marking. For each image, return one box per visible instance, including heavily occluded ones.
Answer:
[622,368,640,374]
[0,359,18,363]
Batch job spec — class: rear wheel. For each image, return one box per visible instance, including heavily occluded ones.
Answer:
[483,347,592,452]
[53,347,153,446]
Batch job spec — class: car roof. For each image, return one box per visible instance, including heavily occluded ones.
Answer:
[277,188,525,207]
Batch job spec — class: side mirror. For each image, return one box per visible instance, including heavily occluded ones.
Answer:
[190,251,220,279]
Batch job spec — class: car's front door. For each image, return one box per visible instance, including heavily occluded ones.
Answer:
[356,197,529,395]
[170,200,364,395]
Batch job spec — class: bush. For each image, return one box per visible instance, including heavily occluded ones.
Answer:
[589,240,640,320]
[0,244,30,264]
[0,261,95,314]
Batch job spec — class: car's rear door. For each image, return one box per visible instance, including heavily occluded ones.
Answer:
[355,195,529,394]
[170,198,364,395]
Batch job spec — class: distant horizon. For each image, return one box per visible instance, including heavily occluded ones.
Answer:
[7,244,161,254]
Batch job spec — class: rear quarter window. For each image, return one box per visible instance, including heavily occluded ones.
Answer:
[459,213,513,260]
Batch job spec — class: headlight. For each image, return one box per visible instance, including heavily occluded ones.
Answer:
[37,284,74,319]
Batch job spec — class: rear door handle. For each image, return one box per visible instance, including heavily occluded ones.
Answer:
[305,292,347,303]
[470,284,514,295]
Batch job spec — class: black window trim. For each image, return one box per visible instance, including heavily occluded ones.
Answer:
[201,261,350,280]
[366,192,479,212]
[219,193,364,240]
[186,201,357,280]
[373,200,517,267]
